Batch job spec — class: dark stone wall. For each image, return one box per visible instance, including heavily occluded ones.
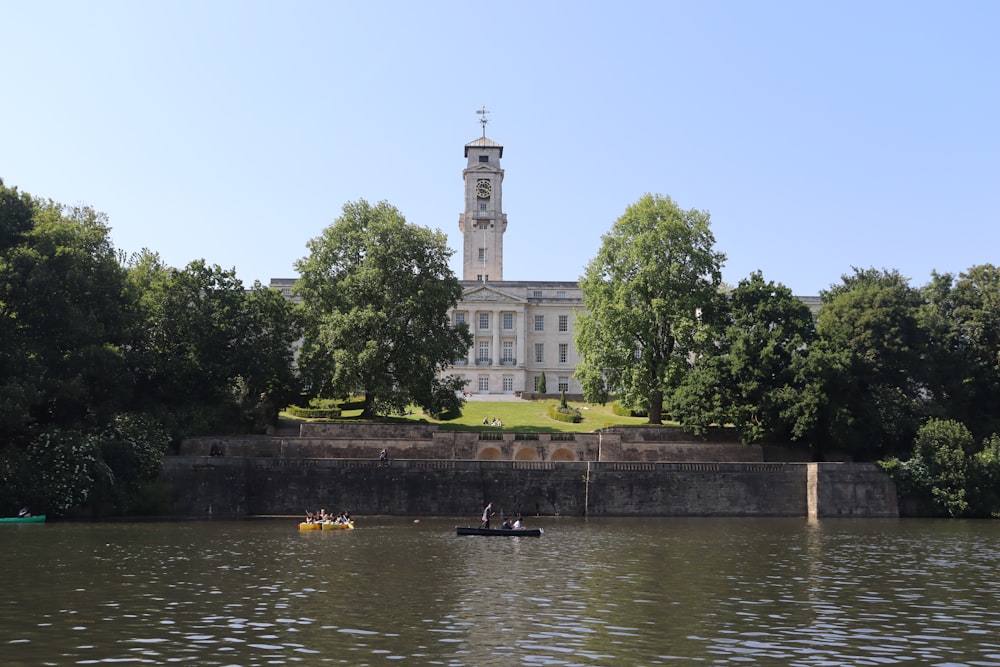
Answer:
[157,458,896,519]
[814,462,899,518]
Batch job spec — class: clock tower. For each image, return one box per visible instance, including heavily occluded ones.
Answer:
[460,106,507,281]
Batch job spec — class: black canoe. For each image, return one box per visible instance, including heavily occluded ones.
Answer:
[456,526,542,537]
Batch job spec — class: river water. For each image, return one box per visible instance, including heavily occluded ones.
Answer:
[2,516,999,666]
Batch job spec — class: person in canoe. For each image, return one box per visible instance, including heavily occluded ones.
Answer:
[501,516,513,530]
[480,502,494,528]
[513,514,523,529]
[18,506,32,518]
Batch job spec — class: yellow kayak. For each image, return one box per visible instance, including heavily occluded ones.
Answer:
[298,522,322,531]
[322,521,354,530]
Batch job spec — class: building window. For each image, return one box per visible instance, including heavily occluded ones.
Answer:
[533,375,540,391]
[454,312,466,326]
[558,377,569,392]
[558,315,568,332]
[534,315,544,332]
[502,376,513,392]
[478,341,490,364]
[479,312,489,329]
[478,247,488,262]
[532,290,542,298]
[559,343,568,363]
[478,376,489,391]
[479,203,487,212]
[479,155,488,163]
[534,343,544,363]
[502,340,514,362]
[502,312,513,330]
[556,290,566,298]
[477,221,490,230]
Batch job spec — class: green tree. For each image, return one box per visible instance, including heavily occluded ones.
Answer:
[232,281,303,426]
[882,418,972,517]
[294,199,472,418]
[126,254,301,437]
[0,180,38,439]
[0,188,133,441]
[90,413,171,515]
[538,371,547,394]
[968,433,1000,517]
[919,265,1000,440]
[670,271,816,444]
[807,268,928,459]
[576,194,725,424]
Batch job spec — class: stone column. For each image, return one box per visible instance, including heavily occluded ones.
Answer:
[515,306,526,368]
[492,309,501,370]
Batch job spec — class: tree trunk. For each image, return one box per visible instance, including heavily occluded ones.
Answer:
[648,390,664,425]
[360,392,377,419]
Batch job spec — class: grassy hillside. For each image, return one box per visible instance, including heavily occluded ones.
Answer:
[288,399,672,432]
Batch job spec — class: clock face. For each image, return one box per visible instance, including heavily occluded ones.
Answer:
[475,179,492,198]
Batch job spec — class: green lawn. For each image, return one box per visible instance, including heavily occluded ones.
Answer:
[289,399,669,432]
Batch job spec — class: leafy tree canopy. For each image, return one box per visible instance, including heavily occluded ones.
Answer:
[294,199,471,418]
[575,194,725,424]
[670,271,816,444]
[808,267,928,459]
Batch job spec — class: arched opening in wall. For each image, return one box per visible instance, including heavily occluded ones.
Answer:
[551,448,576,462]
[478,447,502,460]
[514,448,539,461]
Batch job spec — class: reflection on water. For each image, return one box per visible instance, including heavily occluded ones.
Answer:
[2,517,1000,665]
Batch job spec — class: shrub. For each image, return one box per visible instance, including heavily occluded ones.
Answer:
[612,401,648,418]
[285,405,342,419]
[548,403,582,424]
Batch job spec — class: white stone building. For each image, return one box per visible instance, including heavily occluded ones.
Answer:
[448,126,584,396]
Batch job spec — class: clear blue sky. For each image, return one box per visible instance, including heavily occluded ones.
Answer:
[3,1,997,296]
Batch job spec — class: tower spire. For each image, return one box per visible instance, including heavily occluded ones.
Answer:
[476,104,490,138]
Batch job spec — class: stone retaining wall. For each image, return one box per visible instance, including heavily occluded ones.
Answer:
[180,426,776,464]
[157,458,898,519]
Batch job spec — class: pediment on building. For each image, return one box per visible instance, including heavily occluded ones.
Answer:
[461,284,525,304]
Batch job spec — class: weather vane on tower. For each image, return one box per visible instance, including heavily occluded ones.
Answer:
[476,104,490,138]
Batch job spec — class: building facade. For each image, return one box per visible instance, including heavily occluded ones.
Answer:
[448,126,584,396]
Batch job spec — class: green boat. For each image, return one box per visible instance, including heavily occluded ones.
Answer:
[0,515,46,524]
